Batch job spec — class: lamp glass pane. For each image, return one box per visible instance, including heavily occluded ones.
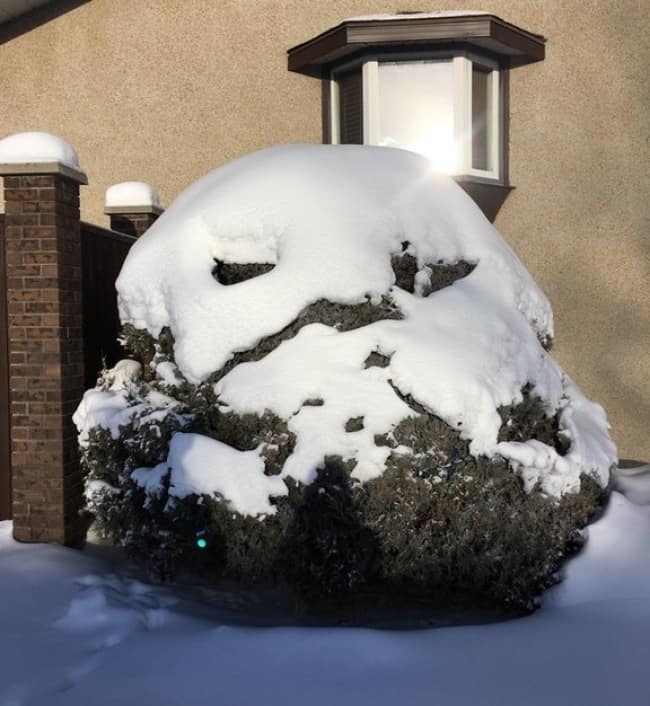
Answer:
[377,61,456,173]
[471,65,491,171]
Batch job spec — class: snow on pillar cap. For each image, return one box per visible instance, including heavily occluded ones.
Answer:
[104,181,162,215]
[0,131,87,184]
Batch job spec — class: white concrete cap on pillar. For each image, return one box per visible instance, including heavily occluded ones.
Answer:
[105,181,162,215]
[0,131,88,183]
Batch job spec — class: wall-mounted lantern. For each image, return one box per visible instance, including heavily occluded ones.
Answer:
[288,12,545,221]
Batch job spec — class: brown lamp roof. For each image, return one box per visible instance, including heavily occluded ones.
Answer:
[288,13,545,77]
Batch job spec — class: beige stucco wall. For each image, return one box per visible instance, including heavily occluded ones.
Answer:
[0,0,648,460]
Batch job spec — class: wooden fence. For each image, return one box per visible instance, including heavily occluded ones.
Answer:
[80,222,136,389]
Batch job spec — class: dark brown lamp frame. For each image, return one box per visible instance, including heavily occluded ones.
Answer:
[288,14,546,222]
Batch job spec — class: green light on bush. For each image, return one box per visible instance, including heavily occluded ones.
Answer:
[196,538,207,549]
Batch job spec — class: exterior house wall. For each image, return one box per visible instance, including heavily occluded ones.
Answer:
[0,0,647,460]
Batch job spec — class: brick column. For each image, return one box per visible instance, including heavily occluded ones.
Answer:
[0,159,87,545]
[105,181,162,237]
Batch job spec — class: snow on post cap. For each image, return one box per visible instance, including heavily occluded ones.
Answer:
[0,131,87,183]
[105,181,162,214]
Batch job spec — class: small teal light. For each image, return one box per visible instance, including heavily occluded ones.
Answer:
[196,538,207,549]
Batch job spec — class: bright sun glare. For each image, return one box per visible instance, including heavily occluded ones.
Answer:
[380,120,458,174]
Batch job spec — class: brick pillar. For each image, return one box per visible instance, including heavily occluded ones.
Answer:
[105,182,162,237]
[0,160,87,545]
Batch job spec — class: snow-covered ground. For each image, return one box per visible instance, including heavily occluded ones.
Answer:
[1,465,648,706]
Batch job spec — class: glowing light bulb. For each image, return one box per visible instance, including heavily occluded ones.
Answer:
[196,538,207,549]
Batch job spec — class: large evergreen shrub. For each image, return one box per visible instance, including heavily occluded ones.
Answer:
[80,319,605,611]
[77,145,615,615]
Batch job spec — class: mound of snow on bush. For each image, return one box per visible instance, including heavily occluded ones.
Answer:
[87,144,615,510]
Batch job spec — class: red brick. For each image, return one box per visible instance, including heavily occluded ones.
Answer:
[20,175,55,188]
[4,188,39,201]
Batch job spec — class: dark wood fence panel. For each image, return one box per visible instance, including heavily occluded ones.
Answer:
[0,214,11,520]
[81,222,136,390]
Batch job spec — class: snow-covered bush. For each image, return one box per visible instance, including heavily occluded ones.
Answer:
[75,145,616,609]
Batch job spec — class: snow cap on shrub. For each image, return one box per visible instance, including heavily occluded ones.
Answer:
[112,145,615,501]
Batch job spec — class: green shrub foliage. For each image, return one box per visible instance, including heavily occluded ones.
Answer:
[82,300,604,612]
